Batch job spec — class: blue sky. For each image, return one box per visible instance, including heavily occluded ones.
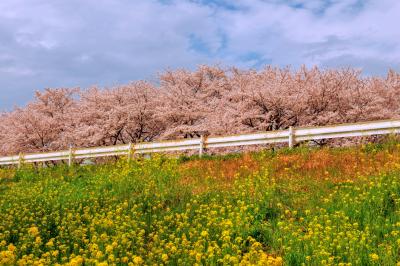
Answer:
[0,0,399,110]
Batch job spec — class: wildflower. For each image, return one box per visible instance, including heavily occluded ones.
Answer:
[370,253,379,261]
[35,236,42,245]
[67,256,84,266]
[196,253,202,262]
[7,244,16,252]
[28,226,39,236]
[161,254,168,262]
[46,240,54,247]
[96,251,103,259]
[200,231,208,238]
[105,245,113,254]
[133,256,143,264]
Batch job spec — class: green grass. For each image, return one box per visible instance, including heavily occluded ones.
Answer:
[1,141,400,265]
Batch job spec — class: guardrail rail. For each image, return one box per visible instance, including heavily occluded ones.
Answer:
[0,119,399,166]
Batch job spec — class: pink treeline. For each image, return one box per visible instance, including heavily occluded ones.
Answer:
[0,65,399,155]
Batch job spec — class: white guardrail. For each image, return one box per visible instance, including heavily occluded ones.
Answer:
[0,119,399,166]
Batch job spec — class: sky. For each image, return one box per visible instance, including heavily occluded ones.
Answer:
[0,0,399,110]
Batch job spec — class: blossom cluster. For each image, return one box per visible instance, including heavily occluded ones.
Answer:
[1,65,400,155]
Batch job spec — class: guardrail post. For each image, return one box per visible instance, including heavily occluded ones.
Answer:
[68,145,73,167]
[288,126,295,148]
[127,142,133,162]
[199,134,206,157]
[18,153,23,169]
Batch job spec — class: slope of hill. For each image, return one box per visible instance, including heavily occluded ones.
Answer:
[1,139,400,265]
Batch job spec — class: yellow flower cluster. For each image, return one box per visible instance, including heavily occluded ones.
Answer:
[0,157,284,265]
[1,141,400,265]
[0,244,16,265]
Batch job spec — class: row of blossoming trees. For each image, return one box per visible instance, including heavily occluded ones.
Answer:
[0,65,399,155]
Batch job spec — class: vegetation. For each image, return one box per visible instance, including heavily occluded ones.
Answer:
[1,140,400,265]
[1,65,399,155]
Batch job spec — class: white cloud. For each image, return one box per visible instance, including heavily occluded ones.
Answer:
[211,0,400,71]
[0,0,399,109]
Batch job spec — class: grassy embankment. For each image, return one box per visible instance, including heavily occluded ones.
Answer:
[1,139,400,265]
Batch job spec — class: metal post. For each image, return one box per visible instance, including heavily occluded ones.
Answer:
[127,142,132,162]
[18,153,23,169]
[199,135,205,157]
[68,145,73,167]
[288,126,295,148]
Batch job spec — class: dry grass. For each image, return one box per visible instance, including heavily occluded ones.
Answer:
[178,142,400,194]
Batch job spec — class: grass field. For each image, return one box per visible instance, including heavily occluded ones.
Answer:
[1,140,400,265]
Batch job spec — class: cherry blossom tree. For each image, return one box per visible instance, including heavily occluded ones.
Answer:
[72,81,161,146]
[0,88,77,155]
[0,65,399,156]
[156,65,230,138]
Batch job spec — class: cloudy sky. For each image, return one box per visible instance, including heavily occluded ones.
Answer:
[0,0,399,110]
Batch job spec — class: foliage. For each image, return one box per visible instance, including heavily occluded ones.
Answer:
[1,142,400,265]
[1,66,399,155]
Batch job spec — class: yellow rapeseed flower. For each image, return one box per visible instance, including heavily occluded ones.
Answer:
[28,226,39,237]
[133,256,143,264]
[370,253,379,261]
[161,254,169,262]
[105,245,113,254]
